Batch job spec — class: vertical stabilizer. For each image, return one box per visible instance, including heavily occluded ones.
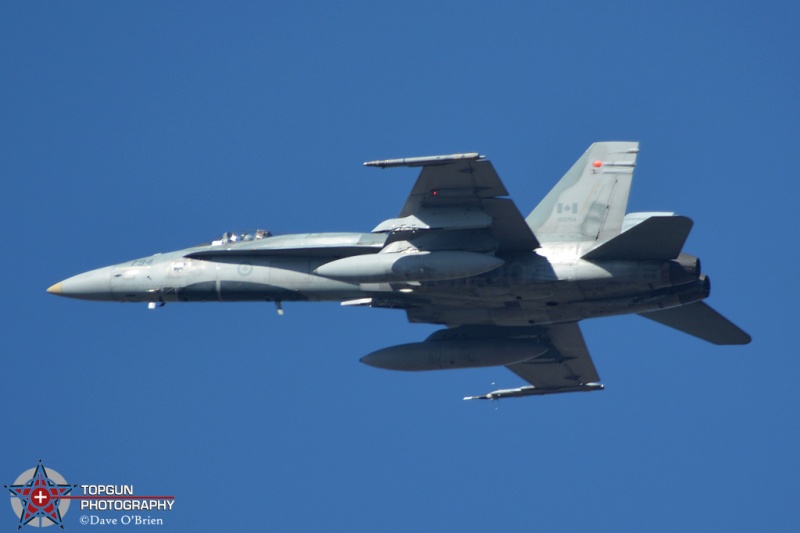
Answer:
[527,142,639,243]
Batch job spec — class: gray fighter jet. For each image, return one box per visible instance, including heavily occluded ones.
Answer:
[48,142,750,400]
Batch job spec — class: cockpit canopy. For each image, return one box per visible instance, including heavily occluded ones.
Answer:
[207,229,271,246]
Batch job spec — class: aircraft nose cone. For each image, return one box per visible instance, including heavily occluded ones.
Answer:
[47,267,113,301]
[47,282,63,295]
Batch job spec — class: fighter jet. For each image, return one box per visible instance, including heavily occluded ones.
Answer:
[48,142,750,400]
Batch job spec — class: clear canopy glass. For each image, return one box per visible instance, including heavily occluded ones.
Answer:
[207,229,271,246]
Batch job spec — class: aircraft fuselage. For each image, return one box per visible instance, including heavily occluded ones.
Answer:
[48,145,749,400]
[49,234,705,327]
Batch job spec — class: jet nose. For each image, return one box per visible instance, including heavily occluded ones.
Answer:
[47,267,113,301]
[46,282,63,295]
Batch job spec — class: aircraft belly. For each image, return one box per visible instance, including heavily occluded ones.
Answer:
[404,271,701,326]
[264,260,309,291]
[171,260,300,302]
[156,256,365,303]
[225,259,361,302]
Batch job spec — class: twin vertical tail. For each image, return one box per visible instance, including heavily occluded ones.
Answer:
[528,142,750,346]
[528,141,693,261]
[526,142,639,243]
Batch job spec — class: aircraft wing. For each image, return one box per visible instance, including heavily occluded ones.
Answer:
[365,153,540,252]
[464,322,604,400]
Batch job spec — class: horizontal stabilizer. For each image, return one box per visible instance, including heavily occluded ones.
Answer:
[582,216,693,261]
[639,302,751,345]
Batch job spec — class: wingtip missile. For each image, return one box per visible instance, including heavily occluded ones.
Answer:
[464,383,604,401]
[363,153,484,168]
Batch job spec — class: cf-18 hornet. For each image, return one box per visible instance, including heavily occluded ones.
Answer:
[48,142,750,400]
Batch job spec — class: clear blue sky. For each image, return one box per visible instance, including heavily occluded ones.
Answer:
[3,2,798,531]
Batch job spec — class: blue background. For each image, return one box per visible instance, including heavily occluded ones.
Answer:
[2,2,798,531]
